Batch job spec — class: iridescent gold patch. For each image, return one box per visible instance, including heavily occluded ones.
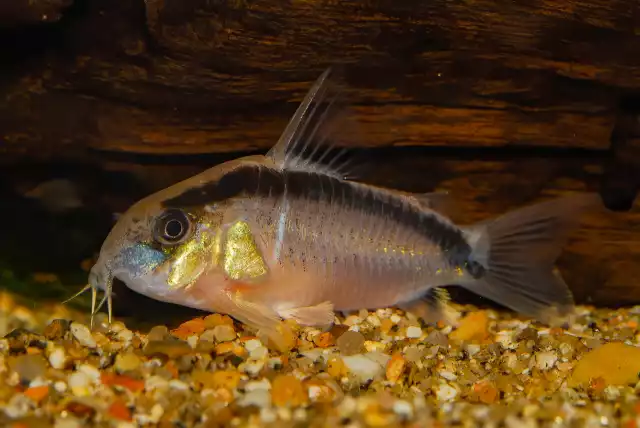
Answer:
[167,232,215,289]
[223,221,268,281]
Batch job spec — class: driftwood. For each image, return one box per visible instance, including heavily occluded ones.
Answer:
[0,0,639,310]
[1,0,639,160]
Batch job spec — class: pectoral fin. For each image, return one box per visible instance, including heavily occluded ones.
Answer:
[277,301,335,327]
[211,288,294,352]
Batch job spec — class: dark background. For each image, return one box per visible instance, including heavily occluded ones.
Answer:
[0,0,639,325]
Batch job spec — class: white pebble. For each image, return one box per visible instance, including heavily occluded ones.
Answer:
[145,375,169,391]
[439,370,457,381]
[244,339,263,352]
[77,364,101,384]
[242,360,265,376]
[406,326,423,339]
[293,408,307,421]
[393,399,414,419]
[250,346,269,360]
[169,379,190,391]
[245,378,271,391]
[337,396,357,417]
[238,389,271,407]
[48,347,66,370]
[187,335,199,349]
[465,344,481,357]
[436,383,458,401]
[115,328,134,343]
[4,394,31,418]
[68,371,91,397]
[603,385,621,401]
[54,381,67,393]
[342,355,384,383]
[260,407,278,424]
[70,323,96,348]
[535,351,558,370]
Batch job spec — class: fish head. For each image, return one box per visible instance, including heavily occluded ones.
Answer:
[87,158,263,305]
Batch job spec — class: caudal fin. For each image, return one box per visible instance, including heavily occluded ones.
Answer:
[461,193,602,324]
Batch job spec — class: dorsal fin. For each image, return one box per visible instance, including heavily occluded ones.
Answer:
[266,68,359,180]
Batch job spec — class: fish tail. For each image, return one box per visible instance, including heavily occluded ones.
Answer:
[460,192,602,325]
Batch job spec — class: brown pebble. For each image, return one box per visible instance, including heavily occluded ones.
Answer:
[8,354,48,384]
[147,326,169,342]
[114,352,142,372]
[143,339,193,358]
[426,331,449,347]
[43,319,69,340]
[336,331,365,356]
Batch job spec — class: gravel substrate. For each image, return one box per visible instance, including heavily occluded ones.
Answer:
[3,289,640,428]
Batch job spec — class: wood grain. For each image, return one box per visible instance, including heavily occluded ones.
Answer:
[1,0,639,159]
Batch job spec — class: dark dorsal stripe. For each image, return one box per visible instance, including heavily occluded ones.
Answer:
[162,164,485,277]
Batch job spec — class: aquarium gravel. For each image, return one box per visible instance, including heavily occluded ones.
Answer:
[2,290,640,428]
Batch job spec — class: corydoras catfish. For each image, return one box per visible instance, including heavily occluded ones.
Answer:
[81,69,602,347]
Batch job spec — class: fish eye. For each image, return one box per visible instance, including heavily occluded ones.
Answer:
[153,208,191,245]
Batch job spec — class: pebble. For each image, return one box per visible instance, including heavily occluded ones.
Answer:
[436,383,459,401]
[213,325,237,342]
[385,353,406,383]
[147,325,169,342]
[54,417,83,428]
[4,290,640,427]
[342,354,384,383]
[239,389,272,408]
[393,400,414,419]
[449,311,489,342]
[271,375,307,407]
[336,331,365,356]
[9,354,47,383]
[114,352,142,372]
[426,330,449,347]
[68,371,92,396]
[534,351,558,370]
[406,326,423,339]
[70,322,97,348]
[48,346,67,370]
[569,342,640,387]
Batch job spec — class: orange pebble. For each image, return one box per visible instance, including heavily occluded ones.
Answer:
[380,318,394,334]
[215,342,235,354]
[204,313,235,328]
[24,385,49,403]
[473,381,499,404]
[172,318,206,339]
[385,353,406,383]
[108,400,132,421]
[271,375,308,407]
[449,311,490,343]
[101,373,145,392]
[165,361,179,378]
[313,332,335,348]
